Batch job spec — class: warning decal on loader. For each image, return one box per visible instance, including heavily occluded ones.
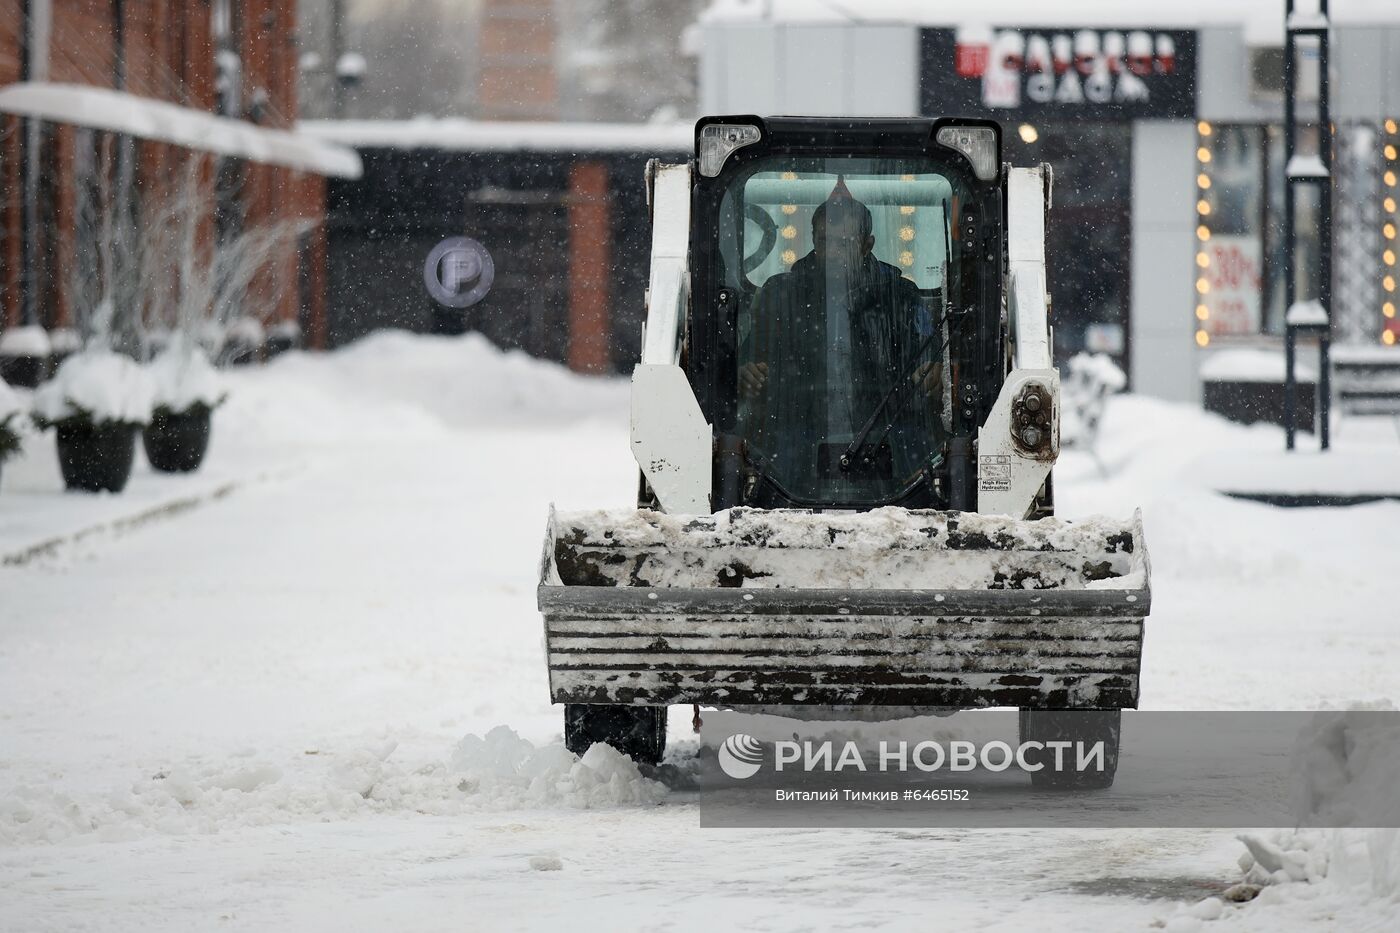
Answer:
[979,456,1011,492]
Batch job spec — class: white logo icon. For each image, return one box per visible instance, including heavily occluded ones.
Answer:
[424,236,495,308]
[719,733,764,779]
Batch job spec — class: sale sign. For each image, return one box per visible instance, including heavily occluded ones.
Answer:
[1203,235,1263,336]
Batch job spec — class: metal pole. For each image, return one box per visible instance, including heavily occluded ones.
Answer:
[19,0,39,328]
[1317,0,1332,449]
[1283,0,1298,450]
[331,0,345,119]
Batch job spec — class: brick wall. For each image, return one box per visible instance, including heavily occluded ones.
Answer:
[1,1,331,344]
[477,0,558,120]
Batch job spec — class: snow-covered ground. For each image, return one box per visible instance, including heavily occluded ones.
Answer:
[1,331,1397,931]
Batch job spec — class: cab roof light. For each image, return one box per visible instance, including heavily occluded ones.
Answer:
[698,123,761,177]
[935,125,999,182]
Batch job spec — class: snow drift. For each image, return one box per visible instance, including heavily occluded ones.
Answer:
[0,727,663,846]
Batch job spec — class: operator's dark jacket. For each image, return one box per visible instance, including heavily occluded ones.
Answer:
[740,250,942,494]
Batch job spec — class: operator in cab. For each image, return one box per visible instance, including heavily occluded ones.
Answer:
[738,178,945,504]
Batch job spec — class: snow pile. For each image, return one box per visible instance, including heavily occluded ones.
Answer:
[267,330,629,432]
[150,344,226,413]
[1291,703,1400,833]
[452,726,666,809]
[31,350,156,426]
[1153,704,1400,931]
[0,728,663,846]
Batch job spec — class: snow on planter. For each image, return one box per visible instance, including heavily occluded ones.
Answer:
[47,327,82,357]
[150,344,226,415]
[0,376,24,465]
[225,316,267,348]
[0,324,52,358]
[32,350,155,427]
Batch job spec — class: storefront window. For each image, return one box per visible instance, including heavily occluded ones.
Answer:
[1003,122,1132,367]
[1195,123,1268,339]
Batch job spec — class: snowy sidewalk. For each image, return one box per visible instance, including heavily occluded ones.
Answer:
[2,333,1398,932]
[0,440,296,566]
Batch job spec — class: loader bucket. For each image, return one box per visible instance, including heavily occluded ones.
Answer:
[538,507,1151,710]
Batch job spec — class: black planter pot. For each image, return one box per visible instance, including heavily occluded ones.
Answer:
[143,406,212,473]
[56,420,139,493]
[0,353,52,389]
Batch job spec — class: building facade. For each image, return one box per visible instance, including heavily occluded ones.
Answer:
[305,120,689,372]
[696,5,1400,404]
[0,0,360,380]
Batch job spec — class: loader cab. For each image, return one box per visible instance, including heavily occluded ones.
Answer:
[687,117,1006,512]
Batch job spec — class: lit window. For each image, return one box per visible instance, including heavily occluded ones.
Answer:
[1384,302,1396,318]
[899,226,916,242]
[1197,121,1212,136]
[899,250,915,267]
[1195,329,1210,347]
[899,205,915,216]
[1197,147,1212,163]
[781,249,796,265]
[1196,304,1210,321]
[1196,252,1210,268]
[1196,278,1210,295]
[781,204,797,215]
[781,225,798,240]
[1196,225,1211,241]
[1197,173,1212,189]
[1197,200,1212,215]
[1384,330,1397,346]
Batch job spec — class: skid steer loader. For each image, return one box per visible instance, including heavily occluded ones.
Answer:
[538,117,1150,788]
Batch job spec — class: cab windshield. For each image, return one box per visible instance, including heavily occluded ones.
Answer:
[720,156,961,506]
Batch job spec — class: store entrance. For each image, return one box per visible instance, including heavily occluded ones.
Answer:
[1003,122,1133,378]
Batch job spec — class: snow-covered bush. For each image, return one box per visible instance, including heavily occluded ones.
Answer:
[149,340,226,417]
[138,157,309,367]
[1061,351,1127,452]
[0,324,52,360]
[31,350,155,430]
